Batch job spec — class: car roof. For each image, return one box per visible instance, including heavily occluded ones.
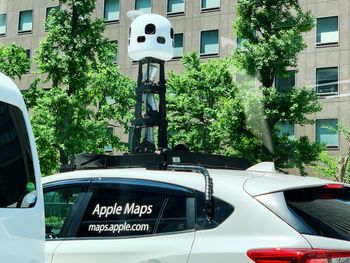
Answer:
[42,167,337,197]
[243,172,335,196]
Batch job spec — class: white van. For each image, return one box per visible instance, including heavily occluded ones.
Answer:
[0,73,44,263]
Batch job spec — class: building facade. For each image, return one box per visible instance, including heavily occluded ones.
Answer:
[0,0,349,157]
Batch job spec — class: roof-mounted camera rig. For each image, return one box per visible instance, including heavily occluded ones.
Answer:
[60,12,250,221]
[61,11,250,175]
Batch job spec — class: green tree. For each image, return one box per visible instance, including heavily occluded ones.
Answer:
[25,0,135,175]
[312,125,350,183]
[312,151,338,180]
[0,44,30,79]
[231,0,324,174]
[167,53,240,154]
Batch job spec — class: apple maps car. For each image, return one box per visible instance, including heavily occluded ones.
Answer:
[42,152,350,263]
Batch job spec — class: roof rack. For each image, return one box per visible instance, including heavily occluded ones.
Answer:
[61,150,250,172]
[60,151,249,222]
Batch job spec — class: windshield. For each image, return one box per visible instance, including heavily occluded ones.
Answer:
[285,186,350,241]
[0,101,36,208]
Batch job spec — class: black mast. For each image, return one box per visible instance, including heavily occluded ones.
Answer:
[131,57,167,154]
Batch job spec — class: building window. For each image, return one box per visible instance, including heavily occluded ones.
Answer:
[275,71,295,92]
[237,31,256,50]
[104,127,114,152]
[167,0,185,14]
[26,49,31,59]
[316,119,338,148]
[110,41,118,63]
[237,37,247,50]
[316,16,339,46]
[200,30,219,56]
[46,6,59,20]
[0,13,6,36]
[135,0,152,14]
[104,0,120,22]
[201,0,220,10]
[46,6,59,30]
[18,10,33,33]
[173,33,184,58]
[316,67,338,95]
[278,121,295,140]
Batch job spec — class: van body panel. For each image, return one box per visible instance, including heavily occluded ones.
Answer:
[0,72,44,263]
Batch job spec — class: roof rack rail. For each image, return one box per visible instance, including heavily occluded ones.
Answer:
[62,150,250,172]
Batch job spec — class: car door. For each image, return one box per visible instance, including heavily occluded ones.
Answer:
[44,180,91,263]
[50,178,196,263]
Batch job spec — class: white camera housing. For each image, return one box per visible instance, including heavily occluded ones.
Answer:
[128,13,174,61]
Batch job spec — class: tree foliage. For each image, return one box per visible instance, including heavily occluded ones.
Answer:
[231,0,324,174]
[167,53,239,154]
[24,0,135,175]
[168,1,324,175]
[234,0,314,87]
[312,125,350,183]
[0,44,30,79]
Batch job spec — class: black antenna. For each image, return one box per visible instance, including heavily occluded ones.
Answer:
[131,57,167,154]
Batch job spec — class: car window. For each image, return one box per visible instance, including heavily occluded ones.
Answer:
[0,101,36,208]
[76,179,195,238]
[196,192,234,230]
[44,186,86,239]
[284,186,350,241]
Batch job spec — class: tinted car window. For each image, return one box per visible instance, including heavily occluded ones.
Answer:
[285,186,350,241]
[44,186,86,239]
[196,193,234,230]
[77,180,194,238]
[157,195,194,233]
[0,101,36,208]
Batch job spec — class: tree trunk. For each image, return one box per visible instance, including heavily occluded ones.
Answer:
[337,155,349,182]
[53,144,69,165]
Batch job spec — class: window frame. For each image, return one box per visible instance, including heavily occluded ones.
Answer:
[173,33,184,59]
[0,13,7,36]
[64,178,195,240]
[43,179,92,241]
[25,49,31,59]
[316,15,339,47]
[18,9,33,34]
[278,121,295,140]
[103,0,120,23]
[200,29,220,57]
[315,66,339,96]
[104,126,114,152]
[315,118,339,149]
[134,0,152,14]
[167,0,185,16]
[275,71,296,92]
[45,5,60,31]
[201,0,221,12]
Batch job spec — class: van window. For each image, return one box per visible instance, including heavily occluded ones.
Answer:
[0,101,36,208]
[285,186,350,241]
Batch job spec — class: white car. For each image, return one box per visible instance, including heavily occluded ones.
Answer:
[42,156,350,263]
